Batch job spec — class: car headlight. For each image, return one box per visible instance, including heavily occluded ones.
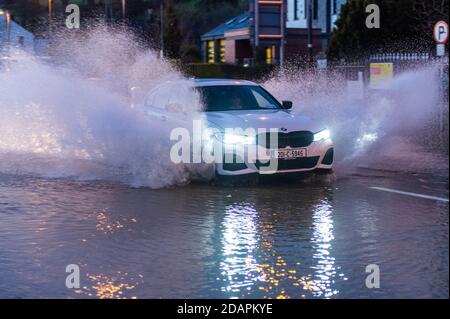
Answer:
[215,133,255,145]
[314,129,331,142]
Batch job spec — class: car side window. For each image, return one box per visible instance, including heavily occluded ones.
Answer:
[251,88,278,109]
[145,82,201,114]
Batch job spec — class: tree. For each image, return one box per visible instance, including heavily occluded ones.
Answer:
[2,0,248,59]
[327,0,449,61]
[163,0,182,59]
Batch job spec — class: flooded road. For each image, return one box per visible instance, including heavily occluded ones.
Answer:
[0,169,447,299]
[0,20,448,300]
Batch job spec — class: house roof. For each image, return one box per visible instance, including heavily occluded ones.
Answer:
[201,12,250,41]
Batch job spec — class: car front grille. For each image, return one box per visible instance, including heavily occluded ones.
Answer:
[257,131,314,149]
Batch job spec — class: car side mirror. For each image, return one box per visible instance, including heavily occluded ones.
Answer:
[282,100,293,109]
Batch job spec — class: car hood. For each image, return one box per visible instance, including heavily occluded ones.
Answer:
[205,109,322,133]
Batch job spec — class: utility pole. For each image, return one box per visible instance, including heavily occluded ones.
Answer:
[307,0,313,62]
[160,2,164,58]
[280,0,286,70]
[253,0,259,66]
[105,0,112,24]
[254,0,259,47]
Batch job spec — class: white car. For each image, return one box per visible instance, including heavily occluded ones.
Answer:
[195,79,334,176]
[142,79,334,177]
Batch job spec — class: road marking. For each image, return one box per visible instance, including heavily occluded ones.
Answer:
[370,187,449,203]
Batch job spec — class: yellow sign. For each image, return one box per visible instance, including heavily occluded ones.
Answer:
[370,63,394,89]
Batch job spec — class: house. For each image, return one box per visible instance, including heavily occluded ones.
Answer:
[201,12,253,65]
[201,0,346,65]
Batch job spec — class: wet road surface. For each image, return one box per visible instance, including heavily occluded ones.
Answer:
[0,169,448,299]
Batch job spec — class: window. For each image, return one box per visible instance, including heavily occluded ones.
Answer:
[145,82,199,114]
[207,41,215,64]
[266,47,272,65]
[219,40,225,63]
[197,85,282,112]
[252,90,275,109]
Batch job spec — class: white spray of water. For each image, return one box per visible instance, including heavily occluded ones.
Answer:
[0,28,211,188]
[0,26,446,186]
[264,65,446,175]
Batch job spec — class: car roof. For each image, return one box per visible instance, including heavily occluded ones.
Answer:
[193,78,259,87]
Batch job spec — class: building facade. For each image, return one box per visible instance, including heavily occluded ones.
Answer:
[201,12,252,65]
[286,0,346,53]
[201,0,346,65]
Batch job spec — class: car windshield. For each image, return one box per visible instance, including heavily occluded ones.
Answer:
[197,85,282,112]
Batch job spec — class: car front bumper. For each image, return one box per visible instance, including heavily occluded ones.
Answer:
[215,138,334,176]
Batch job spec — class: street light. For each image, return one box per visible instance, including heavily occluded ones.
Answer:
[0,10,4,41]
[121,0,126,19]
[48,0,52,33]
[6,11,11,42]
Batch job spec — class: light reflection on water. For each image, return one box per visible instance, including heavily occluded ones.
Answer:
[310,200,341,298]
[76,271,144,299]
[0,174,447,298]
[219,197,344,299]
[220,204,261,296]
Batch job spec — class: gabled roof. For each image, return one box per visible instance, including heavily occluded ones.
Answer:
[201,12,250,41]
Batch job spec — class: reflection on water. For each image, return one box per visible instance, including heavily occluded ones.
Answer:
[95,209,138,235]
[0,174,447,298]
[96,210,125,234]
[219,195,345,299]
[76,271,144,299]
[220,204,261,297]
[310,199,342,298]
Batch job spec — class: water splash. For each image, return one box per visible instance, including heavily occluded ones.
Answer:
[0,27,209,188]
[0,25,447,187]
[264,65,447,175]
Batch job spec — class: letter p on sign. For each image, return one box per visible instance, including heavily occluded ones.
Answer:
[434,21,449,44]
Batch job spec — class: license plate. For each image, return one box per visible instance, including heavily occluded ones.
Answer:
[272,148,307,159]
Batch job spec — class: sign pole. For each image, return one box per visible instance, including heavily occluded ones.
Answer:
[280,0,285,72]
[433,20,449,147]
[307,0,313,62]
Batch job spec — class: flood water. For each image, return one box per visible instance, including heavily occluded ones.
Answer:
[0,26,448,299]
[0,169,447,299]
